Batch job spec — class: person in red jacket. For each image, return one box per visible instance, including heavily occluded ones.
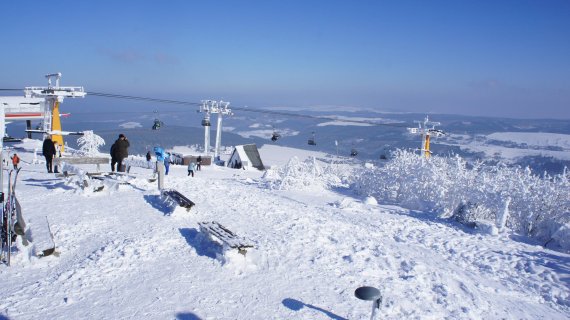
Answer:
[11,153,20,169]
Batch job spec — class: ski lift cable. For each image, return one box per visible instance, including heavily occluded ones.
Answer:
[1,88,411,129]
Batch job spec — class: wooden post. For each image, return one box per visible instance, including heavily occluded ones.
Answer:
[157,161,165,190]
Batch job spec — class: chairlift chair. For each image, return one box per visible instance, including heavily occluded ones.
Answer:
[350,149,358,157]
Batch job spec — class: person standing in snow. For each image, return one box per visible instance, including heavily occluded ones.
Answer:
[110,142,117,172]
[187,162,196,177]
[54,142,62,158]
[196,155,202,171]
[113,134,130,172]
[164,152,171,175]
[11,153,20,169]
[42,136,57,173]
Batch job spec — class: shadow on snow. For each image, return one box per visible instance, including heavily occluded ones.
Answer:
[143,194,175,216]
[282,298,347,320]
[22,178,75,191]
[176,312,202,320]
[178,228,221,260]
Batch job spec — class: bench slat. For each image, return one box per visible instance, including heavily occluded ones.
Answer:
[54,157,109,165]
[198,221,253,249]
[162,189,195,210]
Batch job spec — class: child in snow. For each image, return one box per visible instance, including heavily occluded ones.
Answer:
[188,162,196,177]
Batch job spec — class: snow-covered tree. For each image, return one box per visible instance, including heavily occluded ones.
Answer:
[262,156,349,191]
[77,131,105,156]
[352,149,570,250]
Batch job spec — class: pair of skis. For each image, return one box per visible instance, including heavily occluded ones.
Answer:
[1,168,56,266]
[1,168,21,266]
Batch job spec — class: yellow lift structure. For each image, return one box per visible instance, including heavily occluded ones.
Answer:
[24,73,86,151]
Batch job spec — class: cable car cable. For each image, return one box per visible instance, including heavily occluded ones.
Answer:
[1,88,411,128]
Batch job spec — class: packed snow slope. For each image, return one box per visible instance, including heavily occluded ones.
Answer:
[0,141,569,319]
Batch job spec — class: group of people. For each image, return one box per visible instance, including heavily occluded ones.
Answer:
[36,133,211,178]
[39,134,129,174]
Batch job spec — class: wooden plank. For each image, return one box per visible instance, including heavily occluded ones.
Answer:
[162,189,195,210]
[198,221,253,250]
[54,157,109,165]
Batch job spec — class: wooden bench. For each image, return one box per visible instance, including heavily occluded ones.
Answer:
[198,221,254,256]
[161,189,195,211]
[54,157,109,172]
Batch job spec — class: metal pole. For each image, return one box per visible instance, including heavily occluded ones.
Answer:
[214,112,223,159]
[0,104,4,191]
[204,120,210,155]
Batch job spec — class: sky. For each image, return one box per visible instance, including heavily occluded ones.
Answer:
[1,0,569,119]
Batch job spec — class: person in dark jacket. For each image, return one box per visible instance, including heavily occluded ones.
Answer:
[42,136,57,173]
[110,142,117,172]
[196,155,202,171]
[112,134,130,172]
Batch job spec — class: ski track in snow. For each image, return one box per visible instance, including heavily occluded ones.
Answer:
[0,145,569,319]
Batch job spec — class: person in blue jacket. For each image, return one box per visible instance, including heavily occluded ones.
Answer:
[164,152,171,175]
[187,162,196,177]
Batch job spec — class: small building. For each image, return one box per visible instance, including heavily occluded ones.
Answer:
[227,144,264,170]
[183,155,212,166]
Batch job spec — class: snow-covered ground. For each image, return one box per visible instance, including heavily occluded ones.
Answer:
[1,140,569,319]
[441,132,570,162]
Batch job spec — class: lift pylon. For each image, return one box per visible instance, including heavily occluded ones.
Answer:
[407,116,444,159]
[199,100,232,159]
[24,73,86,152]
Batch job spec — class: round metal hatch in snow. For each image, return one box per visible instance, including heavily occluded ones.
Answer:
[354,286,381,301]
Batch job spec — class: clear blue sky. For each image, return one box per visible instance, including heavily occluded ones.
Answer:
[1,0,569,119]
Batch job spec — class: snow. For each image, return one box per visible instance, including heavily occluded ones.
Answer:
[236,128,299,139]
[1,140,569,319]
[118,122,143,129]
[441,132,570,161]
[317,121,373,127]
[316,116,402,127]
[486,132,570,149]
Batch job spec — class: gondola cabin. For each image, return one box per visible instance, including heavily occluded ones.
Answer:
[308,131,316,145]
[152,119,162,130]
[271,132,281,141]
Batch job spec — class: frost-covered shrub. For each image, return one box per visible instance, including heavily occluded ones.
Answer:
[452,201,493,228]
[353,149,570,251]
[77,131,105,156]
[262,156,350,191]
